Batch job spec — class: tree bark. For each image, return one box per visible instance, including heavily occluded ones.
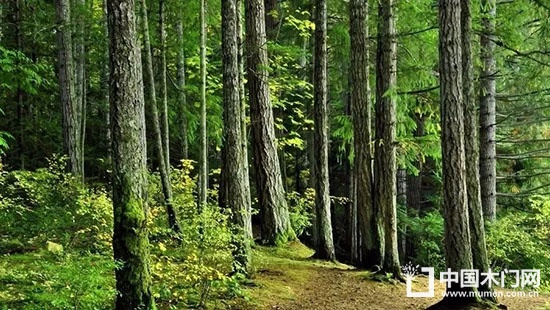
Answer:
[313,0,335,260]
[245,0,295,245]
[397,168,407,263]
[107,0,154,307]
[220,0,253,273]
[436,0,475,305]
[375,0,400,277]
[158,0,170,171]
[199,0,208,210]
[480,0,497,222]
[74,0,86,179]
[237,0,252,214]
[138,0,180,233]
[55,0,83,178]
[349,0,381,268]
[176,18,188,160]
[461,0,495,302]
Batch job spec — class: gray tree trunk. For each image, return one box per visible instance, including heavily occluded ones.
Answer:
[138,0,180,233]
[102,0,110,165]
[176,19,188,160]
[461,0,495,302]
[436,0,475,305]
[397,168,407,263]
[56,0,83,179]
[349,0,381,268]
[313,0,335,260]
[375,0,401,277]
[479,0,497,222]
[245,0,294,245]
[220,0,253,273]
[107,0,154,307]
[74,0,86,179]
[199,0,208,210]
[237,0,252,216]
[158,0,170,171]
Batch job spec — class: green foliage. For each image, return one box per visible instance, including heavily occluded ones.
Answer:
[406,211,445,271]
[0,156,113,253]
[0,253,115,309]
[147,160,242,308]
[486,196,550,290]
[286,189,315,238]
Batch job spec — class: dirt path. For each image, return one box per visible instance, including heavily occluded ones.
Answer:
[247,244,550,310]
[266,265,550,310]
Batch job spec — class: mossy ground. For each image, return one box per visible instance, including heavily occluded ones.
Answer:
[1,243,549,309]
[238,242,550,310]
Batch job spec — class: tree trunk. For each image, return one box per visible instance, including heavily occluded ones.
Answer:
[397,168,407,263]
[436,0,475,306]
[199,0,208,210]
[245,0,294,245]
[176,19,188,160]
[479,0,497,222]
[237,0,252,215]
[375,0,400,277]
[74,0,86,179]
[107,0,154,307]
[349,0,381,268]
[313,0,335,260]
[55,0,83,178]
[138,0,180,233]
[102,0,111,166]
[461,0,495,302]
[158,0,170,171]
[220,0,253,273]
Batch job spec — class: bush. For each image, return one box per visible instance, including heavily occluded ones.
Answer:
[486,196,550,290]
[147,160,241,308]
[286,188,315,238]
[406,210,445,271]
[0,156,113,253]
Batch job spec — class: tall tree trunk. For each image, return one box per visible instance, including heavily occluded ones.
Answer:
[397,168,407,263]
[313,0,335,261]
[435,0,475,306]
[220,0,253,273]
[245,0,294,245]
[479,0,497,222]
[74,0,86,179]
[13,0,25,170]
[461,0,495,302]
[176,18,188,160]
[107,0,154,307]
[349,0,381,268]
[199,0,208,210]
[55,0,83,178]
[138,0,180,233]
[158,0,170,170]
[375,0,400,276]
[102,0,110,166]
[237,0,252,214]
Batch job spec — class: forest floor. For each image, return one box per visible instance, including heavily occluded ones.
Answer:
[240,242,550,310]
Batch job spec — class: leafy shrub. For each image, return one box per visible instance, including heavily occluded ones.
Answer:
[147,160,240,308]
[0,156,113,253]
[486,196,550,290]
[407,210,445,271]
[286,188,315,238]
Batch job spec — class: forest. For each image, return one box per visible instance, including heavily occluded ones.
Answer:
[0,0,549,309]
